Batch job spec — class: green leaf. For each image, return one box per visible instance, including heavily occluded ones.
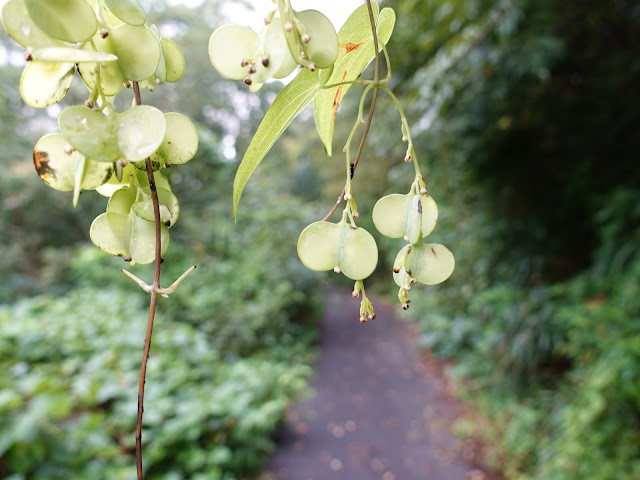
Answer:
[233,69,325,218]
[104,0,146,26]
[20,61,74,108]
[313,4,396,156]
[24,0,97,43]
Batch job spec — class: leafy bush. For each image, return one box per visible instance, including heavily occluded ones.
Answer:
[402,198,640,479]
[0,285,314,480]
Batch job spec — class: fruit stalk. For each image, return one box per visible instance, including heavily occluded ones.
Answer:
[132,81,163,480]
[322,0,380,221]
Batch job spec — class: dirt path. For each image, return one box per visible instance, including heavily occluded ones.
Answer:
[260,289,493,480]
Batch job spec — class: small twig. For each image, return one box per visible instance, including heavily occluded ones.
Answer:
[133,81,163,480]
[322,0,381,221]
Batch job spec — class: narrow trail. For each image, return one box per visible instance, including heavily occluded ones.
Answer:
[260,289,492,480]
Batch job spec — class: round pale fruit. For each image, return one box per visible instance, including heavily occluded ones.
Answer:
[24,0,97,43]
[209,24,259,80]
[33,133,113,191]
[297,220,378,280]
[373,193,438,243]
[296,10,338,69]
[393,243,455,286]
[265,18,298,79]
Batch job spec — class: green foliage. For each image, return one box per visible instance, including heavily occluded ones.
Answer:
[314,3,395,155]
[371,0,640,478]
[231,68,325,218]
[0,282,315,480]
[227,2,396,219]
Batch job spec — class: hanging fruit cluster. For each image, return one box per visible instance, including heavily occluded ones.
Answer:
[2,0,198,264]
[209,1,455,320]
[209,2,338,90]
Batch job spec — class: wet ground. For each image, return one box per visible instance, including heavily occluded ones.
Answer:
[260,290,496,480]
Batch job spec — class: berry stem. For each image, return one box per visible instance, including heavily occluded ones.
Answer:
[321,0,380,222]
[132,81,163,480]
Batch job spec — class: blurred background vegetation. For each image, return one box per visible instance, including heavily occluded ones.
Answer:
[1,0,639,479]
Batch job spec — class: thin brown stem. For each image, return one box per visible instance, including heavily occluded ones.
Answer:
[322,0,381,221]
[133,81,163,480]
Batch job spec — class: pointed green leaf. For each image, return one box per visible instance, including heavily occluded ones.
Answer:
[233,69,325,218]
[24,0,97,43]
[20,61,74,108]
[313,4,396,156]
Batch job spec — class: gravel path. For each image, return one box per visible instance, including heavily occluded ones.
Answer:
[260,289,492,480]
